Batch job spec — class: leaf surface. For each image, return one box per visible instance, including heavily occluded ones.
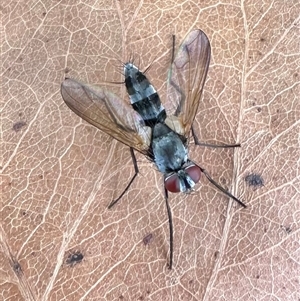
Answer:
[1,1,299,300]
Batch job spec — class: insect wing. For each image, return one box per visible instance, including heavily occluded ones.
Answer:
[165,29,211,136]
[61,78,151,153]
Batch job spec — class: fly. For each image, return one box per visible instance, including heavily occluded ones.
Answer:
[61,29,246,269]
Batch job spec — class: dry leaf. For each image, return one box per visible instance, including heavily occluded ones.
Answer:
[1,1,299,301]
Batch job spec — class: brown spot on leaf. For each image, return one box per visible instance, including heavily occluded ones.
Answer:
[13,261,22,275]
[143,233,153,245]
[13,121,26,132]
[281,225,292,234]
[245,173,264,188]
[66,251,84,267]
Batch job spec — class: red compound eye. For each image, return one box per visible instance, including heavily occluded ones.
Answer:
[164,165,201,193]
[165,174,181,193]
[185,165,201,184]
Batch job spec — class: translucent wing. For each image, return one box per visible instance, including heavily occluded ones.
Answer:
[61,78,151,154]
[165,29,211,136]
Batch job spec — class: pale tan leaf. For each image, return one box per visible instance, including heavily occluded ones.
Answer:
[1,1,299,301]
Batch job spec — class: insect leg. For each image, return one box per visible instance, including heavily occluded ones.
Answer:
[191,126,241,148]
[108,148,139,209]
[164,188,174,269]
[198,166,247,208]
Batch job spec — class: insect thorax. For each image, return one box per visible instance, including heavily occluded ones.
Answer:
[151,123,188,173]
